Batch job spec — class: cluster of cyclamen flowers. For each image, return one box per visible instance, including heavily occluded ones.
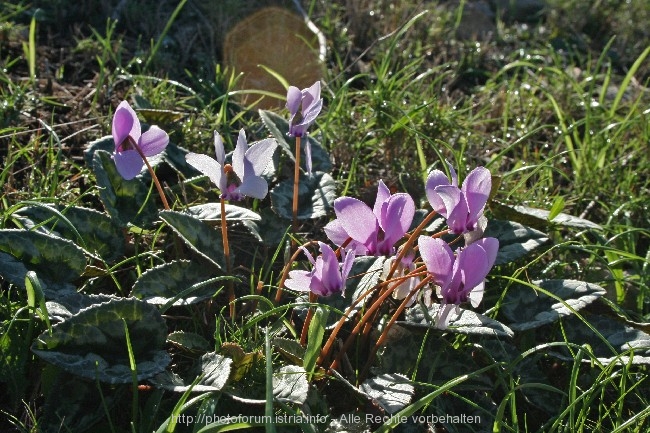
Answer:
[285,163,498,328]
[110,80,498,329]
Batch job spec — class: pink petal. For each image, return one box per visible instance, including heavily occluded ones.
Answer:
[418,236,454,288]
[301,81,321,113]
[185,153,223,189]
[139,126,169,157]
[237,159,268,199]
[433,185,462,223]
[380,193,415,247]
[474,237,499,269]
[333,197,378,250]
[232,129,248,177]
[373,180,391,221]
[318,242,342,295]
[457,242,491,291]
[340,248,355,282]
[468,281,484,308]
[323,219,368,255]
[462,167,491,227]
[114,150,143,180]
[112,101,139,149]
[286,86,302,115]
[245,138,278,176]
[213,131,226,166]
[425,170,452,214]
[284,270,312,292]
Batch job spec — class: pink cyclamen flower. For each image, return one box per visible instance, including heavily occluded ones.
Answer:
[419,236,499,329]
[186,129,277,201]
[324,180,415,256]
[286,81,323,175]
[112,100,169,180]
[426,163,491,234]
[284,242,355,297]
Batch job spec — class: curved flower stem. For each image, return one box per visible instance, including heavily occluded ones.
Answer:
[316,276,389,367]
[133,141,170,210]
[385,210,438,282]
[291,135,302,249]
[275,240,320,303]
[300,292,319,346]
[221,196,235,318]
[358,275,432,381]
[320,268,426,371]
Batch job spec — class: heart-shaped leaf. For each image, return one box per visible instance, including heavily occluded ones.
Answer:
[359,373,414,414]
[159,210,227,269]
[186,203,262,222]
[16,204,124,262]
[501,279,607,331]
[491,202,603,231]
[32,298,170,384]
[552,314,650,365]
[0,229,86,287]
[92,150,159,228]
[167,331,211,353]
[270,171,337,220]
[401,304,514,338]
[272,337,306,365]
[273,365,309,405]
[484,220,550,265]
[131,259,227,306]
[83,135,114,167]
[46,293,120,323]
[149,352,232,392]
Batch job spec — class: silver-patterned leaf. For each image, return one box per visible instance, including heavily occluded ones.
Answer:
[32,298,170,384]
[502,279,607,331]
[402,304,514,338]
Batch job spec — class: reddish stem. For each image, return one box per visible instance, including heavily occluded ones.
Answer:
[291,135,301,249]
[221,197,235,318]
[131,138,170,210]
[358,275,432,381]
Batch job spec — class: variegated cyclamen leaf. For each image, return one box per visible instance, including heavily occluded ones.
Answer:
[401,304,514,338]
[46,293,120,323]
[167,331,211,353]
[502,279,607,331]
[272,337,306,365]
[31,298,170,384]
[484,219,550,265]
[16,205,124,262]
[273,365,309,405]
[553,314,650,365]
[92,150,159,228]
[186,203,262,222]
[270,171,337,220]
[149,352,232,392]
[492,201,603,231]
[83,135,114,167]
[0,229,86,287]
[359,373,414,414]
[131,259,227,306]
[159,210,227,269]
